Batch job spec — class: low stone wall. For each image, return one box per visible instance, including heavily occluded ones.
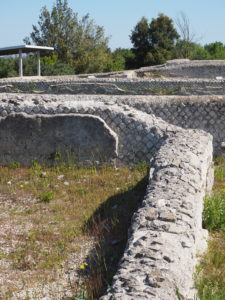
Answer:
[0,93,179,165]
[101,130,213,300]
[1,77,225,95]
[109,95,225,156]
[138,59,225,79]
[0,93,224,158]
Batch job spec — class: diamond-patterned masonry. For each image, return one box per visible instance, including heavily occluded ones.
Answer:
[0,91,216,299]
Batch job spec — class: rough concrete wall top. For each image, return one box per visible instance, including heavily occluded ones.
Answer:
[1,75,225,96]
[137,59,225,79]
[101,130,213,300]
[0,113,118,166]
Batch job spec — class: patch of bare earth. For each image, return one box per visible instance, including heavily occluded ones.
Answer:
[0,194,94,299]
[0,165,147,299]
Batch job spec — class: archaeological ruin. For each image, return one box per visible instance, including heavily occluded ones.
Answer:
[0,59,224,299]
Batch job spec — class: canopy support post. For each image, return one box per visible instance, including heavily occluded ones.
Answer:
[19,50,23,77]
[37,51,41,76]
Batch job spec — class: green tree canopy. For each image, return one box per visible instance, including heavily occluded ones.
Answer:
[130,17,151,66]
[0,57,18,78]
[204,42,225,59]
[130,14,179,67]
[24,0,111,74]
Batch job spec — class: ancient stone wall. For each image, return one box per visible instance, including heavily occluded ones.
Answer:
[0,64,222,299]
[111,95,225,156]
[137,59,225,79]
[1,77,225,95]
[0,93,174,165]
[101,130,213,300]
[0,92,216,299]
[0,113,118,166]
[1,93,223,156]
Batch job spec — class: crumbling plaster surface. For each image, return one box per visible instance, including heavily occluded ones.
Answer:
[0,113,118,166]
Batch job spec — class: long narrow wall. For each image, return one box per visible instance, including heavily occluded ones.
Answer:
[1,77,225,95]
[101,130,213,300]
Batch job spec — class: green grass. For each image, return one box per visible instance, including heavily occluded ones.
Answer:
[195,157,225,300]
[0,162,148,299]
[203,194,225,231]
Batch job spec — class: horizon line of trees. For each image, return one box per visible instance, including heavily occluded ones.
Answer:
[1,0,225,78]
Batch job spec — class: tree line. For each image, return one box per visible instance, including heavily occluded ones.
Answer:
[1,0,225,78]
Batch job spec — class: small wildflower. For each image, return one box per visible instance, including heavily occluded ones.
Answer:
[79,263,88,269]
[7,181,12,185]
[20,184,24,188]
[64,181,69,186]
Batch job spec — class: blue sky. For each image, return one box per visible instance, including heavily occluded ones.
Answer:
[0,0,225,50]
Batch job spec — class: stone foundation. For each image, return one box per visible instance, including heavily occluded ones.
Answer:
[0,61,223,298]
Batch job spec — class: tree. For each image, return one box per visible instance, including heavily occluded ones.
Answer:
[106,48,136,71]
[175,12,200,58]
[148,13,180,65]
[204,42,225,59]
[24,0,111,74]
[130,14,179,67]
[130,17,151,67]
[0,57,18,78]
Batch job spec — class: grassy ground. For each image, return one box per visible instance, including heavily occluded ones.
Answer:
[195,157,225,300]
[0,162,148,299]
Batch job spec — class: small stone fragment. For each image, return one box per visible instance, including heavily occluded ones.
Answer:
[159,211,176,222]
[145,208,158,220]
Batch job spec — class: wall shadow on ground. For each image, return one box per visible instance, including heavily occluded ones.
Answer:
[79,172,149,298]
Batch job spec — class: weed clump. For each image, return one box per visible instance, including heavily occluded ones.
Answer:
[195,157,225,300]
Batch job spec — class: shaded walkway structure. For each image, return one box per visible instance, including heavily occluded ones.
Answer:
[0,45,54,76]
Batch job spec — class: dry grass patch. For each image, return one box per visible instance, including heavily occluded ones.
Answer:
[0,162,148,299]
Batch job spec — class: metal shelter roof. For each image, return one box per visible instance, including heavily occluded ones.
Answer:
[0,45,54,56]
[0,45,54,76]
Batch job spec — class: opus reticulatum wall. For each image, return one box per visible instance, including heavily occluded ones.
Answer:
[0,92,216,299]
[0,59,224,299]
